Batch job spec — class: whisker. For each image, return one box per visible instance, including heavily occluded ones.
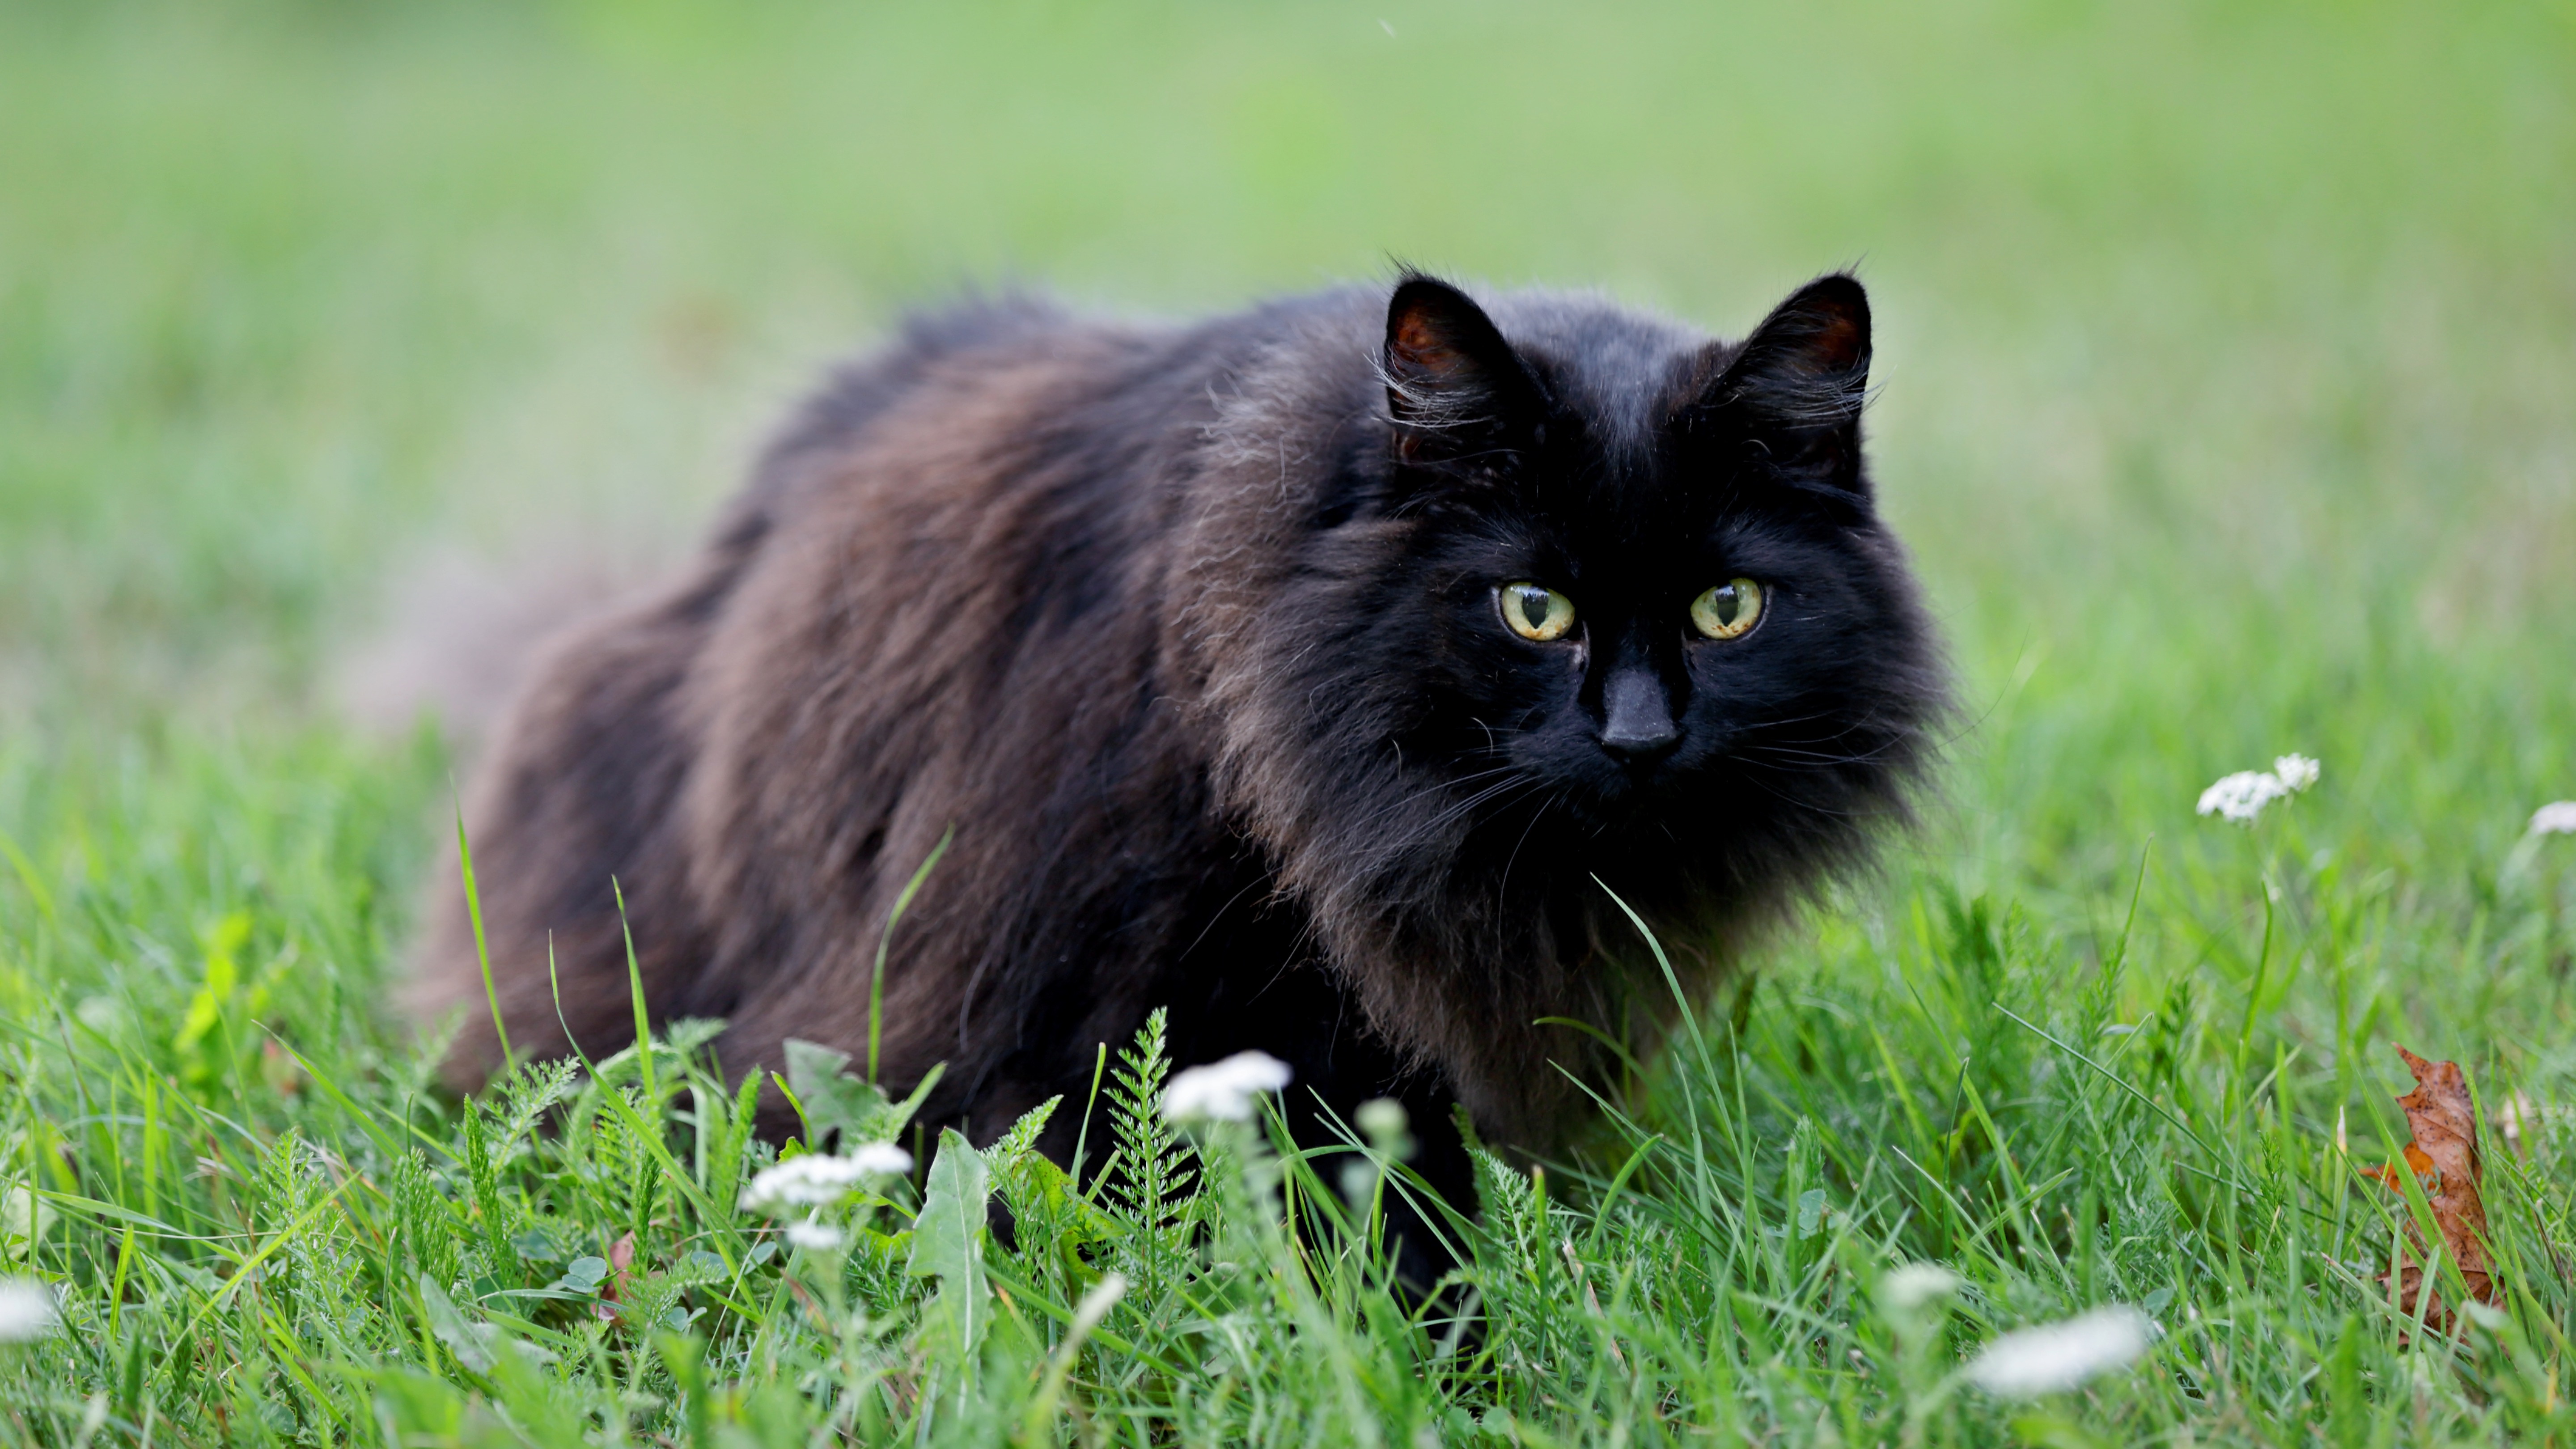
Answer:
[1498,786,1569,895]
[1342,763,1525,835]
[1734,735,1913,771]
[1416,774,1543,835]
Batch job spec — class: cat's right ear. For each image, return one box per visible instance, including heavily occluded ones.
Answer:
[1383,275,1544,480]
[1691,273,1873,497]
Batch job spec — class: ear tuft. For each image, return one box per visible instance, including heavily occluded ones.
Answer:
[1700,274,1873,491]
[1383,275,1542,474]
[1773,273,1869,374]
[1716,273,1870,420]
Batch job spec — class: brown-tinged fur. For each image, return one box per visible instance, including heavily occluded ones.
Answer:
[411,277,1945,1271]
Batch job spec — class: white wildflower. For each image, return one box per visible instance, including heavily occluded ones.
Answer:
[738,1144,913,1213]
[841,1141,915,1177]
[2530,801,2576,837]
[1965,1305,2152,1398]
[1162,1051,1293,1123]
[0,1279,58,1342]
[1878,1262,1959,1313]
[2197,752,2320,825]
[2272,754,2321,792]
[2197,771,2287,824]
[782,1217,847,1252]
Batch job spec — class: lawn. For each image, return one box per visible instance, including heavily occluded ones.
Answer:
[3,1,2575,1443]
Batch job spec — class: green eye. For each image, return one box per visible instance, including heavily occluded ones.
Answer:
[1690,578,1765,640]
[1498,582,1577,642]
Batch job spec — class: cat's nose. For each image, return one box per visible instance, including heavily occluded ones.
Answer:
[1597,670,1680,763]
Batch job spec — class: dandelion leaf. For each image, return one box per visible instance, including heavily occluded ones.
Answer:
[909,1127,992,1360]
[782,1037,943,1150]
[909,1128,991,1284]
[2365,1045,2494,1330]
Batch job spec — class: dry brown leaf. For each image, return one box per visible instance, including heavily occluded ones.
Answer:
[2366,1045,2494,1331]
[597,1229,638,1322]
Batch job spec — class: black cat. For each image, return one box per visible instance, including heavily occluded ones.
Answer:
[411,271,1947,1285]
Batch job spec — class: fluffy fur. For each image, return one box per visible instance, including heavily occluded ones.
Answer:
[411,273,1946,1268]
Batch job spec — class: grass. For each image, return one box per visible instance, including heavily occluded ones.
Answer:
[3,0,2575,1442]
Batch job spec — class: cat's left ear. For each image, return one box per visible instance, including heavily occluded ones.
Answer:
[1692,273,1872,494]
[1383,274,1546,480]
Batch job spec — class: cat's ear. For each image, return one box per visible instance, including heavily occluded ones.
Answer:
[1383,275,1545,479]
[1695,273,1871,493]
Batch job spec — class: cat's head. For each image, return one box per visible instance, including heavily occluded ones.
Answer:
[1270,273,1941,865]
[1369,272,1916,833]
[1195,271,1946,1133]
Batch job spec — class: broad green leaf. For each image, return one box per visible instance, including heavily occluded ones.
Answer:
[907,1127,991,1363]
[555,1255,609,1293]
[907,1128,990,1285]
[782,1038,945,1150]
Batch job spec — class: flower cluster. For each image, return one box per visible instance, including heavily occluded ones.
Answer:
[783,1219,849,1252]
[739,1143,912,1254]
[1162,1051,1293,1123]
[737,1143,914,1213]
[2531,801,2576,837]
[2196,753,2322,825]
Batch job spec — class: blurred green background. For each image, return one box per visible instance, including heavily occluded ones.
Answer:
[4,11,2576,1438]
[1,0,2570,925]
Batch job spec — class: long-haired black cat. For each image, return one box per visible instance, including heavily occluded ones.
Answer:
[411,270,1947,1285]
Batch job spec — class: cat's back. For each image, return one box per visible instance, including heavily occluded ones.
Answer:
[748,287,1362,530]
[693,290,1358,718]
[413,288,1370,1092]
